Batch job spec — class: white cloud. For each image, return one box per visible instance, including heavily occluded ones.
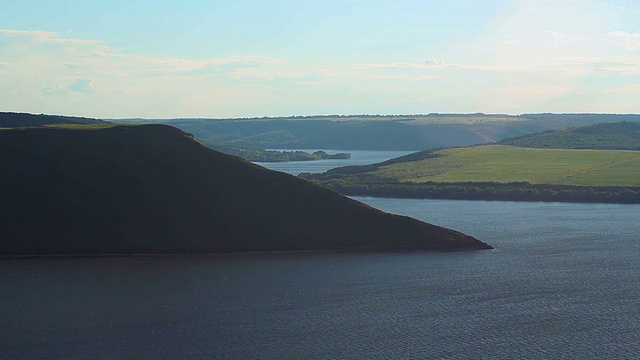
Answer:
[2,14,640,118]
[607,31,640,51]
[539,30,589,45]
[356,60,520,72]
[0,28,347,117]
[0,29,104,47]
[0,29,57,38]
[598,83,640,94]
[423,57,446,66]
[501,40,522,46]
[0,29,284,78]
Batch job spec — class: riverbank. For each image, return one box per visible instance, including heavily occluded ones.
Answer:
[301,179,640,204]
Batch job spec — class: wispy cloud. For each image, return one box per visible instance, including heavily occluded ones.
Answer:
[0,29,105,47]
[231,67,336,86]
[2,14,640,118]
[0,29,284,78]
[68,78,95,93]
[598,83,640,94]
[537,30,589,46]
[356,53,640,77]
[607,31,640,51]
[423,57,446,66]
[0,29,286,117]
[0,29,341,117]
[355,60,520,72]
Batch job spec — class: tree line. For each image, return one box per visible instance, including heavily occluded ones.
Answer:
[300,177,640,204]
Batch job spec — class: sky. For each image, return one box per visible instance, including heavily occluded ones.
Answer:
[1,0,639,118]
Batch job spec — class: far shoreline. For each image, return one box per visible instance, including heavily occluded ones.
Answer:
[0,245,493,259]
[346,193,640,205]
[308,181,640,205]
[351,195,640,206]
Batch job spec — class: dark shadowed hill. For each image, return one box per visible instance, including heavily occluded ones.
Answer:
[499,122,640,150]
[0,124,490,255]
[0,112,106,128]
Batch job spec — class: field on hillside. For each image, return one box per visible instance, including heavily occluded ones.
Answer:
[323,114,522,124]
[406,114,523,124]
[373,145,640,187]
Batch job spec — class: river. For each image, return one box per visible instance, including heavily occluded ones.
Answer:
[254,149,412,175]
[2,151,638,359]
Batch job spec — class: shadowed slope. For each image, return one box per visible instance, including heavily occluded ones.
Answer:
[0,112,106,128]
[0,125,490,255]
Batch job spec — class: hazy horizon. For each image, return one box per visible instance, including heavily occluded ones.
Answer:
[2,1,639,118]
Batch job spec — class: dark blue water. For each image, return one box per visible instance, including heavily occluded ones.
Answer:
[254,149,412,175]
[2,199,639,359]
[3,152,640,359]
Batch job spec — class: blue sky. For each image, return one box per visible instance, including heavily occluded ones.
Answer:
[1,0,639,118]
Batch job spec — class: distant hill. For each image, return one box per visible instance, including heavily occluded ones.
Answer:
[0,112,106,128]
[147,119,492,151]
[0,124,490,255]
[518,113,640,128]
[499,122,640,150]
[204,142,351,162]
[113,113,640,151]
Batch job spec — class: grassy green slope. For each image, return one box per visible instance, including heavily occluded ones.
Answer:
[373,145,640,187]
[0,124,490,255]
[499,122,640,150]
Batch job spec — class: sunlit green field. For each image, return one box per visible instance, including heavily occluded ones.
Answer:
[374,145,640,187]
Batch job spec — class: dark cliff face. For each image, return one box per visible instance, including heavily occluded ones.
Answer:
[0,124,491,255]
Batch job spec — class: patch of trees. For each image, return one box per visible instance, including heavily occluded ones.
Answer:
[300,176,640,204]
[205,143,350,162]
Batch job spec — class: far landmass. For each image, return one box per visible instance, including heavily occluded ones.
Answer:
[0,119,491,255]
[114,113,640,151]
[0,111,351,162]
[301,122,640,204]
[499,121,640,150]
[205,143,350,162]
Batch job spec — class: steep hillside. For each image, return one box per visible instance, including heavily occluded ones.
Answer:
[499,122,640,150]
[0,124,490,255]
